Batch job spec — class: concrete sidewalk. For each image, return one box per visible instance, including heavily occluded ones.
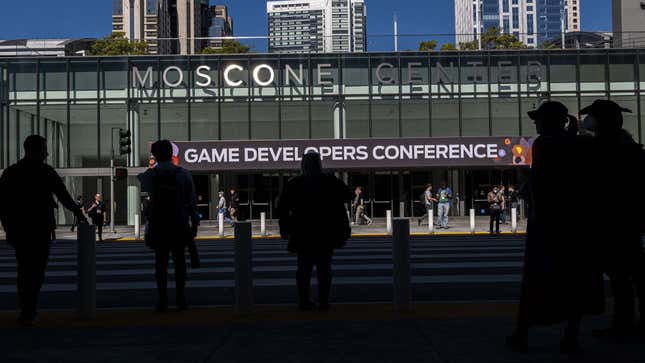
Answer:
[0,216,528,241]
[0,303,642,363]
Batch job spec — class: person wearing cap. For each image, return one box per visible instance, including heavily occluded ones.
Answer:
[580,99,645,338]
[507,101,604,354]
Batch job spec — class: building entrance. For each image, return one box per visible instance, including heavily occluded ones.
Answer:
[192,168,526,222]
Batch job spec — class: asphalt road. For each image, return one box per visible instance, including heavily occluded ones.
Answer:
[0,235,528,310]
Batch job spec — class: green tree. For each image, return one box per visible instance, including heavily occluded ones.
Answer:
[202,40,251,54]
[418,40,438,51]
[457,27,528,50]
[540,40,558,49]
[439,43,458,51]
[90,33,149,56]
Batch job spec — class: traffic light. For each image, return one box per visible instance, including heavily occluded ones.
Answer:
[114,167,128,181]
[119,129,131,155]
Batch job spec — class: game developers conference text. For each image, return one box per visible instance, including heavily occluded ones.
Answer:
[170,137,533,171]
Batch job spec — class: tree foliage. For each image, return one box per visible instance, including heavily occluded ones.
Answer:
[202,40,251,54]
[440,43,458,51]
[418,40,438,51]
[458,27,528,50]
[90,33,149,56]
[540,40,558,49]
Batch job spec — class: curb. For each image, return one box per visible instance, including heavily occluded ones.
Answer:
[113,231,527,242]
[0,302,521,329]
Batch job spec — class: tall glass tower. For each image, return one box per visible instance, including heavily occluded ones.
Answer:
[455,0,580,48]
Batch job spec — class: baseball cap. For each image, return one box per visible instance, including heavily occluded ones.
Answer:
[527,101,569,120]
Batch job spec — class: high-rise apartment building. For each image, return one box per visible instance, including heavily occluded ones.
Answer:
[454,0,580,48]
[612,0,645,48]
[267,0,367,54]
[208,5,234,49]
[112,0,211,55]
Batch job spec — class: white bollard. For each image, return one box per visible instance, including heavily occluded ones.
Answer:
[134,214,140,240]
[469,209,476,234]
[260,212,266,236]
[218,212,224,238]
[392,218,412,312]
[386,210,392,234]
[77,223,96,319]
[428,212,434,234]
[234,221,253,314]
[511,207,517,234]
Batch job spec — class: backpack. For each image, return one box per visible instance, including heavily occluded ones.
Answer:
[146,168,185,245]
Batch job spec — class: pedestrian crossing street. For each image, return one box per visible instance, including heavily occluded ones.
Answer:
[0,236,526,309]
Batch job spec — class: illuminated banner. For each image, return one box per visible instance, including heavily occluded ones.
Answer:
[170,137,534,171]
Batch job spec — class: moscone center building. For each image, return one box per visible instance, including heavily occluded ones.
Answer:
[1,49,644,224]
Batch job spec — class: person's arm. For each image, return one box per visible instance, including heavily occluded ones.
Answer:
[184,171,199,234]
[49,166,85,219]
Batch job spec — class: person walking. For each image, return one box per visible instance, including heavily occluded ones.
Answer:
[0,135,86,325]
[86,194,105,242]
[436,182,452,229]
[278,152,353,311]
[70,196,85,232]
[580,99,645,338]
[418,184,438,226]
[228,187,240,223]
[139,140,199,312]
[352,187,372,225]
[217,191,233,226]
[506,101,605,354]
[488,186,503,234]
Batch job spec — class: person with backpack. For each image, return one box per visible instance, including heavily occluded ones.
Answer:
[138,140,199,312]
[278,152,353,311]
[418,184,438,226]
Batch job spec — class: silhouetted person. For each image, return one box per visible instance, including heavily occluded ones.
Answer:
[507,101,604,354]
[70,196,85,232]
[488,186,502,234]
[86,194,105,242]
[278,152,352,311]
[580,99,645,338]
[138,140,199,312]
[0,135,86,325]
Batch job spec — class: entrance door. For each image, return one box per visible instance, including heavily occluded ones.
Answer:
[372,171,394,218]
[192,174,210,220]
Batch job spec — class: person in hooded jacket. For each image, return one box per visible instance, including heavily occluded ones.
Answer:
[278,152,353,311]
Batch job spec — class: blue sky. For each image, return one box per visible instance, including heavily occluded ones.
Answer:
[0,0,612,50]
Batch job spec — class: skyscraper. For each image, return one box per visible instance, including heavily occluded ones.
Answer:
[612,0,645,48]
[454,0,580,48]
[267,0,367,54]
[208,5,234,49]
[112,0,211,55]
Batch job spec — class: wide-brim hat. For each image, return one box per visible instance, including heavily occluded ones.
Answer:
[579,99,631,117]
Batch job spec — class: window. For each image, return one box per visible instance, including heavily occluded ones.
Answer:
[146,0,157,15]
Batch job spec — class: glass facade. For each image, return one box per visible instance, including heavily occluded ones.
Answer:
[1,49,643,223]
